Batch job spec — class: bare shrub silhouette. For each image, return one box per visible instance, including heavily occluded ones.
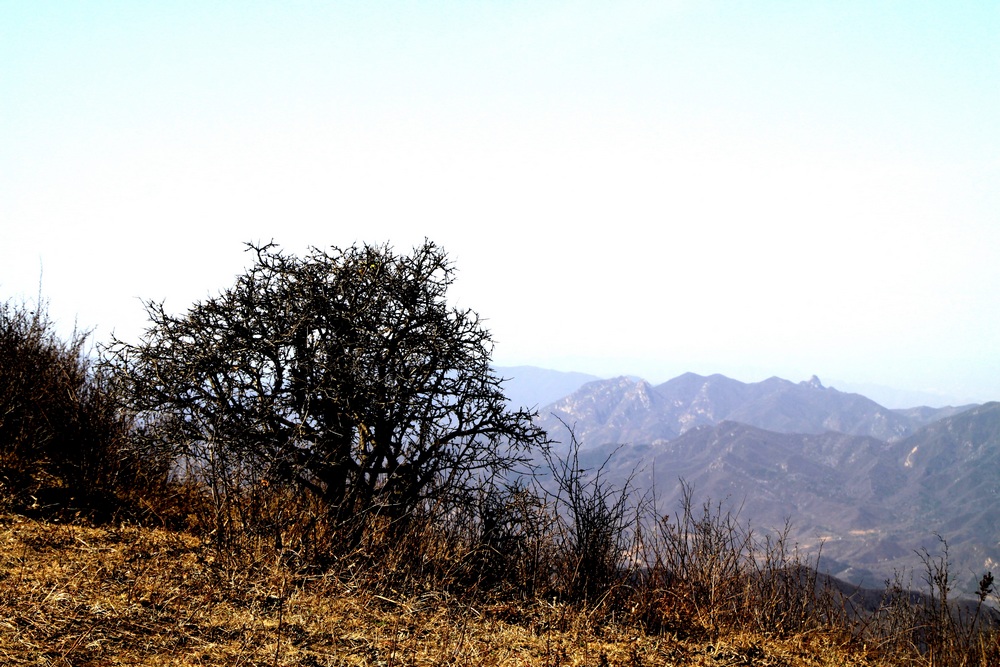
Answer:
[0,296,157,518]
[104,240,548,562]
[860,537,1000,666]
[540,422,639,605]
[627,480,851,642]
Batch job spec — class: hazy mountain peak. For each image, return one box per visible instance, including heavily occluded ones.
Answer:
[537,370,929,446]
[803,375,825,390]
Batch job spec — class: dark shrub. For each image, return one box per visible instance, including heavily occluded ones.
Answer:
[0,297,152,519]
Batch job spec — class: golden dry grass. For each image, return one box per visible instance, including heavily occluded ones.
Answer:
[0,514,886,666]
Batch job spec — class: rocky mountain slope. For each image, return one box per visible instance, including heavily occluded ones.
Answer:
[538,373,938,446]
[526,370,994,593]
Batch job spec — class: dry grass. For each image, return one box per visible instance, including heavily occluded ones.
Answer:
[0,513,887,667]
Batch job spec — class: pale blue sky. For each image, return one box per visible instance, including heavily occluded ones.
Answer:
[2,2,999,406]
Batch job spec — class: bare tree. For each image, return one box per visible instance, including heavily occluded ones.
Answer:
[105,240,547,535]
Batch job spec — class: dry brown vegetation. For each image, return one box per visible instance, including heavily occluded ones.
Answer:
[0,512,881,667]
[2,409,999,667]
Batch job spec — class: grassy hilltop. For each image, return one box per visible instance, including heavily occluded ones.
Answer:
[1,513,880,667]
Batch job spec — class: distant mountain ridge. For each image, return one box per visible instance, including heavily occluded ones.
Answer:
[558,404,1000,592]
[537,372,962,446]
[507,367,993,593]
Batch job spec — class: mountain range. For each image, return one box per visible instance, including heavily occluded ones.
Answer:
[498,367,996,594]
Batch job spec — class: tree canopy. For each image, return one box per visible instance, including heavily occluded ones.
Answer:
[106,240,547,529]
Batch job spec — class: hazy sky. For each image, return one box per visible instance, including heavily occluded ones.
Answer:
[2,2,999,406]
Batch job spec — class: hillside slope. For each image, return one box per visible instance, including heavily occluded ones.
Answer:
[537,389,998,592]
[0,514,882,666]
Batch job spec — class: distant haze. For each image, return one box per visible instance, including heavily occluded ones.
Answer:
[499,366,978,415]
[822,380,981,411]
